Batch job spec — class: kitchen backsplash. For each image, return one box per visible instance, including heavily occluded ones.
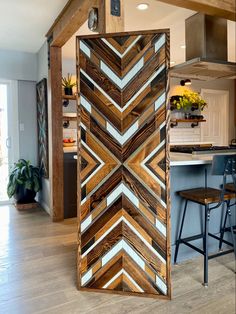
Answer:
[170,127,201,144]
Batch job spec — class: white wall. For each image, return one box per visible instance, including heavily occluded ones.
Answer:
[37,42,48,81]
[0,49,37,81]
[0,49,38,173]
[0,45,52,215]
[18,80,38,165]
[37,41,52,215]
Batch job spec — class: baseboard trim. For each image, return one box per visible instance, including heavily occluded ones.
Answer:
[39,199,51,216]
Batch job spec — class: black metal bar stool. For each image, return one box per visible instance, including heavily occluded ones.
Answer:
[174,154,236,287]
[219,182,236,251]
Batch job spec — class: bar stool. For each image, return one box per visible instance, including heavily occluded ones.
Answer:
[219,182,236,251]
[174,154,236,287]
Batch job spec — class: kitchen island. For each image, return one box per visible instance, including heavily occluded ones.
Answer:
[72,150,235,263]
[170,152,235,263]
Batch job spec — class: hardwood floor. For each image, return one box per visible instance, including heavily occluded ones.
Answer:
[0,205,235,314]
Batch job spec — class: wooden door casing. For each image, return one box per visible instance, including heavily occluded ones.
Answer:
[77,30,171,299]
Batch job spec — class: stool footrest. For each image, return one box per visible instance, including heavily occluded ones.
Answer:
[208,249,234,259]
[179,231,234,258]
[179,233,203,243]
[179,232,233,247]
[209,232,234,247]
[222,226,236,234]
[180,240,234,259]
[181,240,204,255]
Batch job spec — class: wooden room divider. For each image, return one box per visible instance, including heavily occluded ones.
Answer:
[77,30,171,299]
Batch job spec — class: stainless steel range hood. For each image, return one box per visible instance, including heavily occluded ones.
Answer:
[170,13,236,80]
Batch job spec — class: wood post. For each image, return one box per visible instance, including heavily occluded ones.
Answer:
[47,0,125,221]
[99,0,124,33]
[49,46,64,222]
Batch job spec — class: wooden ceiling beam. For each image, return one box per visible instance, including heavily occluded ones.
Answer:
[47,0,124,221]
[156,0,236,21]
[47,0,98,47]
[47,0,124,47]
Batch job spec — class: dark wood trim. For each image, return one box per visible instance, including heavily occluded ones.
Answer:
[157,0,236,21]
[78,286,171,299]
[165,33,172,300]
[47,0,107,47]
[76,28,170,39]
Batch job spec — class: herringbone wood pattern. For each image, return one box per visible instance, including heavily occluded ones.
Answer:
[77,30,170,298]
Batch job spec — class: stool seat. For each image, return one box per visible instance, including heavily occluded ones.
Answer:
[178,187,235,205]
[225,183,236,193]
[175,154,236,287]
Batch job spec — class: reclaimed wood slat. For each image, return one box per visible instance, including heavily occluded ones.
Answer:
[77,30,170,298]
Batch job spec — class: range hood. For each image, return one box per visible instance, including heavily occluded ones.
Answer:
[170,13,236,81]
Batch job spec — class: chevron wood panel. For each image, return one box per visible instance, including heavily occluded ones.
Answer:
[77,30,170,299]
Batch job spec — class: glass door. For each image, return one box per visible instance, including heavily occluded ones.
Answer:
[0,80,19,204]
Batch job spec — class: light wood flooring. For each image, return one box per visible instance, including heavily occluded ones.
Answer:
[0,205,235,314]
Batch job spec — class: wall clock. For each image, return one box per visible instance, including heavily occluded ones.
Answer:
[88,8,98,31]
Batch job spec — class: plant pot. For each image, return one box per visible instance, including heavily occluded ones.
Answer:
[191,103,200,111]
[14,186,36,204]
[64,87,73,96]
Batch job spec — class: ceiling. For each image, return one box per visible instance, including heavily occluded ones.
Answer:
[0,0,235,65]
[0,0,68,53]
[63,0,195,65]
[62,0,236,65]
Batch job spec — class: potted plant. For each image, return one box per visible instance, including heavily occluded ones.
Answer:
[62,73,76,96]
[170,90,207,112]
[7,159,42,204]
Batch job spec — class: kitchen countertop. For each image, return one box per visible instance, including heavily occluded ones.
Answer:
[72,151,234,165]
[170,151,236,166]
[170,142,213,146]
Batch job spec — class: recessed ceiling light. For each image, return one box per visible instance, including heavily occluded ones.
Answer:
[180,45,186,49]
[137,3,149,10]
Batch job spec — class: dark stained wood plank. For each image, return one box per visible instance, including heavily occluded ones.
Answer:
[81,197,122,247]
[123,197,166,258]
[85,223,123,270]
[122,167,167,224]
[80,167,122,220]
[123,223,165,277]
[123,253,162,294]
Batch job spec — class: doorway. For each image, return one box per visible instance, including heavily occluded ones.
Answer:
[0,79,19,204]
[200,89,229,145]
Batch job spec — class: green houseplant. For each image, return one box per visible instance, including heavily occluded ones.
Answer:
[7,159,42,204]
[170,90,207,111]
[62,73,76,95]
